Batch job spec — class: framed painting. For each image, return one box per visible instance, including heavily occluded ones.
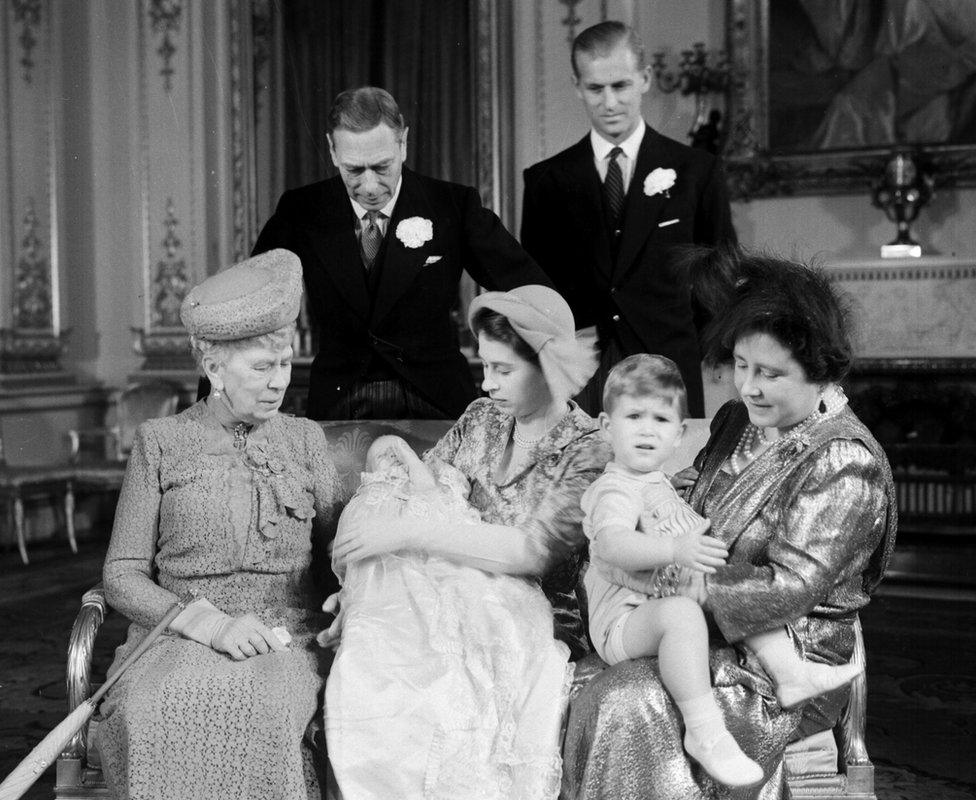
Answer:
[723,0,976,199]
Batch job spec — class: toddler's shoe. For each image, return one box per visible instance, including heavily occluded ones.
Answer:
[776,661,863,709]
[684,731,764,788]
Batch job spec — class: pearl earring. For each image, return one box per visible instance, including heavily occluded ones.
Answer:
[212,388,222,399]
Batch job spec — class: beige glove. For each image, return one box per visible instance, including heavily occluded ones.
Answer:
[169,598,287,660]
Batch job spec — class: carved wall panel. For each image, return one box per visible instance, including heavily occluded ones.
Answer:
[0,0,68,378]
[133,0,211,370]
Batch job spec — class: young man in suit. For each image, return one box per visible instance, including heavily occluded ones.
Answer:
[521,21,736,417]
[253,86,549,420]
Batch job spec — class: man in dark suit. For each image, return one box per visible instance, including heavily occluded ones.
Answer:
[521,21,736,417]
[253,86,549,420]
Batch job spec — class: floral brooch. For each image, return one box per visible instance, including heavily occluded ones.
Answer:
[395,217,434,248]
[644,168,677,198]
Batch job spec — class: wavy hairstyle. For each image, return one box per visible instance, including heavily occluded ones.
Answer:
[188,322,297,374]
[684,245,854,384]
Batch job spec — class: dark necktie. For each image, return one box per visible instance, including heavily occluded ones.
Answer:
[604,146,624,225]
[360,210,383,270]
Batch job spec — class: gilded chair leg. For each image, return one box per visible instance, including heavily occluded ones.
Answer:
[65,483,78,554]
[14,495,28,565]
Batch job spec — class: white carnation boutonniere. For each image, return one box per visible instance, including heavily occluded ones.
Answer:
[395,217,434,248]
[644,168,677,198]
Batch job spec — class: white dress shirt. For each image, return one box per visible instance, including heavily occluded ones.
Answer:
[590,122,646,194]
[350,177,403,237]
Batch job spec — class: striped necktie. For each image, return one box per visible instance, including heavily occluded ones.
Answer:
[604,146,624,226]
[360,210,383,270]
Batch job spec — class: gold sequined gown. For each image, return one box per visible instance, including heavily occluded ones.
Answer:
[561,399,897,800]
[95,402,342,800]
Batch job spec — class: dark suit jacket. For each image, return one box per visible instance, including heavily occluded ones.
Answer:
[521,126,736,416]
[254,168,549,420]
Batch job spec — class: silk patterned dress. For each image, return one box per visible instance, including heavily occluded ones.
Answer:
[561,399,897,800]
[95,401,342,800]
[423,397,612,661]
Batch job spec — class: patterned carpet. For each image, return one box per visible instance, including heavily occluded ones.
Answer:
[1,540,974,800]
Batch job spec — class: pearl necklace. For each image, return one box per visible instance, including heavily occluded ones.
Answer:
[513,409,552,449]
[730,386,847,476]
[731,423,767,474]
[513,424,543,449]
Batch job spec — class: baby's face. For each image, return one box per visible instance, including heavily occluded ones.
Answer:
[366,437,404,474]
[600,394,685,475]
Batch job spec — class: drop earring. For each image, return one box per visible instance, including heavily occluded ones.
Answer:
[212,387,222,399]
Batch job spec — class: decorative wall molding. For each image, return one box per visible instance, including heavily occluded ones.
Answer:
[134,0,205,371]
[0,328,67,375]
[251,0,272,125]
[11,0,41,83]
[829,263,976,283]
[149,0,182,93]
[474,0,497,213]
[828,257,976,361]
[150,198,188,329]
[558,0,583,44]
[12,198,52,329]
[0,0,67,378]
[533,0,547,163]
[229,0,256,262]
[851,357,976,376]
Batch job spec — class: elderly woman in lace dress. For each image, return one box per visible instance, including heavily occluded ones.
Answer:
[561,249,897,800]
[96,250,341,800]
[328,285,611,799]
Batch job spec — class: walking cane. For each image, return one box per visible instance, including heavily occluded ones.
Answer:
[0,590,196,800]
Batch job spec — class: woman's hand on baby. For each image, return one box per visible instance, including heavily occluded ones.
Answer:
[671,522,728,573]
[211,613,289,660]
[670,466,699,490]
[331,513,416,563]
[316,593,344,649]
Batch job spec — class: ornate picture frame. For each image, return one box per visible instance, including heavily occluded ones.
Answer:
[723,0,976,200]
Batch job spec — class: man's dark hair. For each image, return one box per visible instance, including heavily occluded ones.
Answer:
[571,20,645,78]
[327,86,406,138]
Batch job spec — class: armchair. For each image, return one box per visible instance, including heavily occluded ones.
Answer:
[69,382,180,493]
[53,418,878,800]
[0,423,78,565]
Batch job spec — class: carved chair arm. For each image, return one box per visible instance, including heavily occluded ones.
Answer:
[62,584,109,760]
[839,615,870,766]
[68,427,122,463]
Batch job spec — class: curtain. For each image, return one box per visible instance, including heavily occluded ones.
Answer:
[278,0,476,190]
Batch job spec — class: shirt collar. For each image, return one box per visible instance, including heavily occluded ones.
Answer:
[590,120,646,163]
[350,176,402,221]
[605,460,668,483]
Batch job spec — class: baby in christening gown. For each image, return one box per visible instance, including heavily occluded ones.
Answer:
[324,435,572,800]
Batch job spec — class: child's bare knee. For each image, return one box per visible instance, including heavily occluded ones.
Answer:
[661,595,704,626]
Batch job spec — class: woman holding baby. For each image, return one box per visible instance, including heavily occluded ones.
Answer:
[96,250,342,800]
[329,284,611,799]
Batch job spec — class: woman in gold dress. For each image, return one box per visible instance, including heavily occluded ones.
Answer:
[561,250,897,799]
[96,250,341,800]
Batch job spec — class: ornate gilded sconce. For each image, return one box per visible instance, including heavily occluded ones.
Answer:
[651,43,731,154]
[871,149,935,259]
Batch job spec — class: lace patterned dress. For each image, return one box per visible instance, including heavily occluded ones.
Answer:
[326,462,574,800]
[95,401,341,800]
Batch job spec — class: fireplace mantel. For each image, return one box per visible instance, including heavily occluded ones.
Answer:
[825,256,976,364]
